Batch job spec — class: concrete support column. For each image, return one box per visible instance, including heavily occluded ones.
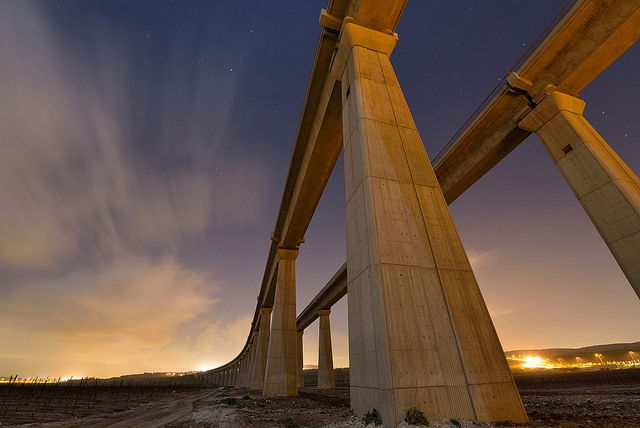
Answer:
[263,248,299,396]
[333,21,526,426]
[520,91,640,299]
[232,365,239,386]
[317,309,336,389]
[252,307,272,390]
[297,330,304,389]
[246,332,258,387]
[240,358,247,387]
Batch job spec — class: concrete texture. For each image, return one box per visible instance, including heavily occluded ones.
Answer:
[434,0,640,204]
[251,307,272,390]
[263,249,299,396]
[520,91,640,299]
[317,309,336,389]
[297,331,304,389]
[335,21,527,426]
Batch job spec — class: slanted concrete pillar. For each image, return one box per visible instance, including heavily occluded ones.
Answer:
[252,307,272,390]
[520,91,640,298]
[263,249,299,396]
[297,330,304,389]
[332,21,527,426]
[317,309,336,389]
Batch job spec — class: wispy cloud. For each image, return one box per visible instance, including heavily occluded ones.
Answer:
[0,1,265,377]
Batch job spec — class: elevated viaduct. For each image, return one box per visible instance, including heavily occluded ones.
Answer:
[202,1,640,426]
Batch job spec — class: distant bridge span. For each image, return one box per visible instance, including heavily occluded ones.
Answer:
[203,1,640,425]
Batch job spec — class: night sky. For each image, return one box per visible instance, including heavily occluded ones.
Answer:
[1,0,639,378]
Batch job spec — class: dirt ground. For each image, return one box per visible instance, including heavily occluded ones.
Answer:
[2,369,640,427]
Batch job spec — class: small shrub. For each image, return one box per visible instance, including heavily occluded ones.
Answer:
[362,408,382,426]
[405,407,428,426]
[283,419,300,428]
[450,418,461,427]
[242,395,250,400]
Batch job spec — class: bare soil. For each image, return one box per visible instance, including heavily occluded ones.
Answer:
[1,369,639,427]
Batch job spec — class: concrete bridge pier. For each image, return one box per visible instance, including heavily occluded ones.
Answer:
[333,20,527,426]
[252,307,272,390]
[297,330,304,389]
[520,91,640,299]
[247,332,258,386]
[263,248,299,396]
[317,309,335,389]
[241,350,250,386]
[238,360,245,387]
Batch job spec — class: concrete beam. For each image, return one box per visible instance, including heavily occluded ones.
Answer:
[257,0,408,311]
[296,263,347,331]
[434,0,640,203]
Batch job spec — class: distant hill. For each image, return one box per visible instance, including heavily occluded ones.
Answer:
[506,341,640,363]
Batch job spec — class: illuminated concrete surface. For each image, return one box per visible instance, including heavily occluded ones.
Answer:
[335,21,526,426]
[520,91,640,299]
[251,307,272,390]
[317,309,335,389]
[263,249,299,396]
[297,330,304,389]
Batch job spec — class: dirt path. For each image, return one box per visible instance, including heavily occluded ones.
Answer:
[101,391,215,428]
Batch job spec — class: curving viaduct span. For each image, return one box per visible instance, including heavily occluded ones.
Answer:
[201,1,640,426]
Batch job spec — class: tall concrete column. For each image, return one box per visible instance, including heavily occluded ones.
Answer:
[317,309,336,389]
[297,330,304,389]
[263,249,299,396]
[232,365,239,386]
[251,307,272,390]
[240,358,247,387]
[520,91,640,298]
[246,332,258,387]
[333,21,526,426]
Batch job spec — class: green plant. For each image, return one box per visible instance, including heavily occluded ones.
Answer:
[362,408,382,425]
[242,395,250,400]
[405,407,428,426]
[450,418,461,427]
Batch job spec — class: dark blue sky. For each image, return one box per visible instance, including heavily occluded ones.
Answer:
[1,0,638,377]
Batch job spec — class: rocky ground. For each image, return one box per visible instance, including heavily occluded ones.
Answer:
[2,369,640,427]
